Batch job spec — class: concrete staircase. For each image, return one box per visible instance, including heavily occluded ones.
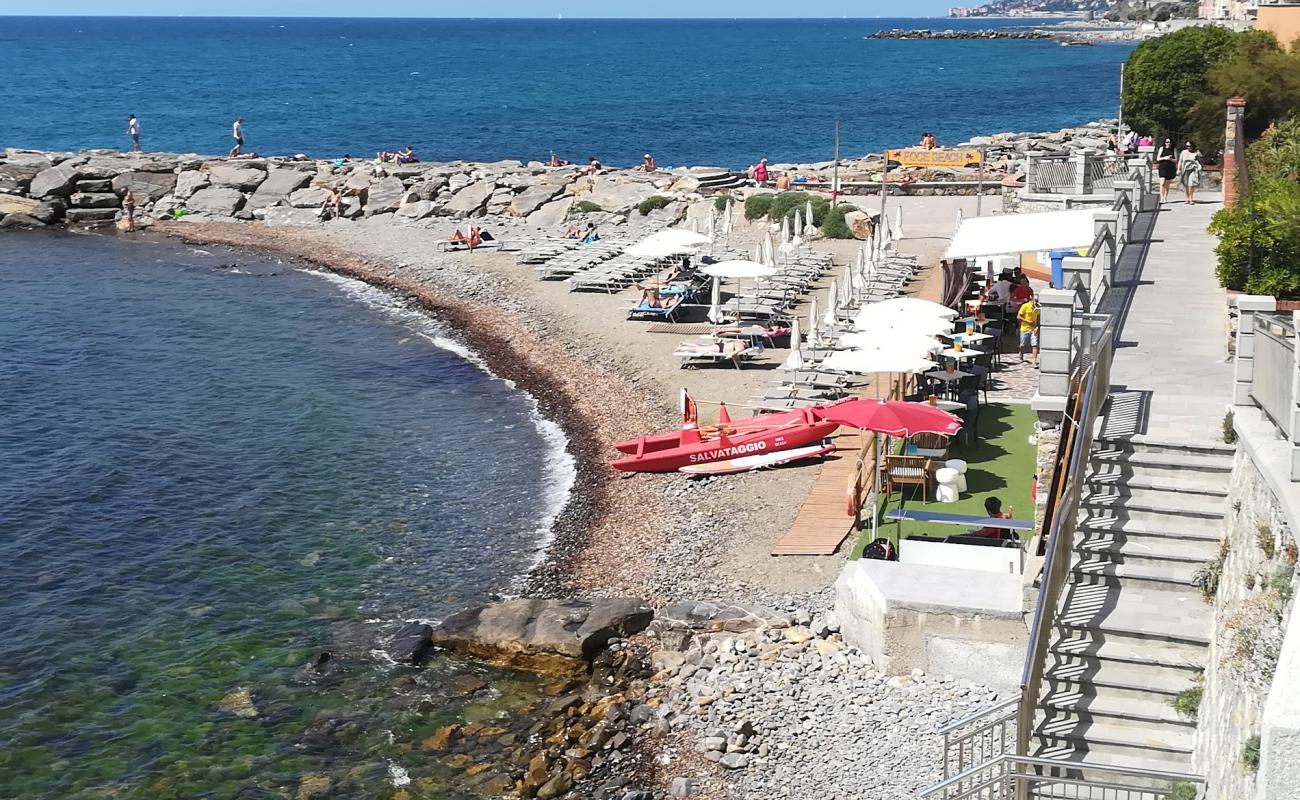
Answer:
[1031,436,1233,773]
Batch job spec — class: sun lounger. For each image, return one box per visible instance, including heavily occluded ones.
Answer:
[673,339,759,369]
[437,239,502,253]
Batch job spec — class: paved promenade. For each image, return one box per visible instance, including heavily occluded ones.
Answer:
[1101,197,1234,445]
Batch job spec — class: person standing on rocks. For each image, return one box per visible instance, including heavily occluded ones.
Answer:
[127,114,141,152]
[229,117,244,158]
[122,189,137,232]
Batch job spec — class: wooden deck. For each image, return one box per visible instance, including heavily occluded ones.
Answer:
[770,430,872,555]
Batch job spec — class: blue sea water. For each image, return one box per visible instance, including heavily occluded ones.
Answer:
[0,233,574,798]
[0,17,1133,167]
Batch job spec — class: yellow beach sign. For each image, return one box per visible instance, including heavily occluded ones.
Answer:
[886,148,983,168]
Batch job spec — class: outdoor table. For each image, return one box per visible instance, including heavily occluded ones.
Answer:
[924,368,972,401]
[942,331,995,345]
[884,509,1034,530]
[938,347,985,361]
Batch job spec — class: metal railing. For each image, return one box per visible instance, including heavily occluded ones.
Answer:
[1089,156,1125,192]
[1252,313,1296,437]
[1029,156,1076,192]
[938,699,1019,780]
[1018,313,1116,753]
[920,755,1203,800]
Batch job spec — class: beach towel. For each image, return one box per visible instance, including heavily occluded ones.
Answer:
[1180,160,1201,189]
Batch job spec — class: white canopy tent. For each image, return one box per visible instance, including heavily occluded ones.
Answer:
[943,208,1097,260]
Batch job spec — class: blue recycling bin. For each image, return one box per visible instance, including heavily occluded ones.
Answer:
[1049,249,1076,289]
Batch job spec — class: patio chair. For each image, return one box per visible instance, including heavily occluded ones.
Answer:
[906,432,951,461]
[882,454,932,503]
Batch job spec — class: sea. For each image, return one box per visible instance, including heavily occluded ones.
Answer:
[0,17,1133,168]
[0,16,1134,799]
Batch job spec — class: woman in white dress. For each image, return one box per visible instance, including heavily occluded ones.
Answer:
[1178,141,1202,206]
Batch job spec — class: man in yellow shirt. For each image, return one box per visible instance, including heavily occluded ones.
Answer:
[1017,293,1040,366]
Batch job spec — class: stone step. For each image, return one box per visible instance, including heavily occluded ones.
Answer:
[1039,683,1193,726]
[1091,446,1234,474]
[1035,710,1195,755]
[1076,515,1221,542]
[1044,653,1200,697]
[1074,530,1219,563]
[1094,436,1236,459]
[1069,553,1200,589]
[1085,468,1227,497]
[1030,737,1194,775]
[1048,629,1207,672]
[1080,488,1226,528]
[1053,585,1211,646]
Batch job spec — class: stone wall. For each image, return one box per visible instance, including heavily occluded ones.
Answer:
[1194,418,1300,800]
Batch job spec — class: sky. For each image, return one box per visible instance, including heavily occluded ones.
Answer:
[0,0,953,17]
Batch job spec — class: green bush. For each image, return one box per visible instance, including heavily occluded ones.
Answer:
[713,195,728,212]
[744,193,774,221]
[1265,567,1295,601]
[1188,30,1300,152]
[1170,782,1198,800]
[1242,734,1261,771]
[1223,410,1238,444]
[572,200,603,214]
[821,204,856,240]
[1259,525,1277,559]
[637,195,671,216]
[1171,685,1203,720]
[1193,555,1224,603]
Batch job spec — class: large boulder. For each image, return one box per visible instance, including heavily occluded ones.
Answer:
[0,213,46,229]
[64,208,119,223]
[585,178,659,213]
[528,196,574,230]
[0,195,42,217]
[263,206,322,227]
[364,176,406,215]
[111,172,177,205]
[289,187,330,208]
[30,163,80,198]
[207,164,266,192]
[174,171,210,200]
[430,598,653,674]
[844,209,875,241]
[395,200,436,220]
[0,163,41,195]
[70,192,121,209]
[652,601,793,638]
[406,177,447,201]
[510,184,562,217]
[444,181,495,217]
[187,187,246,216]
[247,168,313,209]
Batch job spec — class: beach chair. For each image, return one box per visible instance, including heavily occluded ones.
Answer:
[673,339,759,370]
[882,454,932,503]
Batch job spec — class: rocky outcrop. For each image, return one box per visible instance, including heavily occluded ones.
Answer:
[187,186,246,216]
[0,195,42,217]
[247,167,313,209]
[174,170,210,200]
[395,200,436,220]
[430,598,654,674]
[30,163,80,198]
[69,192,120,209]
[363,176,405,215]
[109,172,176,204]
[510,184,563,217]
[386,622,433,665]
[444,181,494,218]
[206,163,266,192]
[289,187,330,208]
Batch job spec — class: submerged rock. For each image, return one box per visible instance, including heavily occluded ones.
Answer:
[430,598,653,674]
[217,687,258,718]
[387,621,433,665]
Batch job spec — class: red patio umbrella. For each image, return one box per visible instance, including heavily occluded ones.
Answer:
[818,399,964,540]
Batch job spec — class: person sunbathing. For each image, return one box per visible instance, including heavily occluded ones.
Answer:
[319,187,343,220]
[675,338,743,355]
[636,285,682,309]
[563,223,581,240]
[549,151,570,167]
[448,228,483,249]
[641,153,657,173]
[396,146,418,164]
[579,157,602,176]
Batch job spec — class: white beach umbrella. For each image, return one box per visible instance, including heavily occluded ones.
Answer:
[762,232,775,266]
[783,316,804,371]
[807,297,819,345]
[823,282,839,329]
[752,242,763,264]
[829,279,840,313]
[842,266,855,303]
[702,261,778,280]
[895,205,904,240]
[794,210,803,241]
[851,312,951,335]
[840,330,940,354]
[705,208,716,240]
[779,214,790,245]
[723,198,734,236]
[626,239,695,258]
[707,275,723,324]
[869,297,960,319]
[819,346,935,376]
[805,200,816,232]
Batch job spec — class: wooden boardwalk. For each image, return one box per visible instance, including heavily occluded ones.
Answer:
[770,430,871,555]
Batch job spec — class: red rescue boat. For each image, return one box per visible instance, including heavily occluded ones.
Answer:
[610,407,839,473]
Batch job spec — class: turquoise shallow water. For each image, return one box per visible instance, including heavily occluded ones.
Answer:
[0,17,1133,166]
[0,233,572,798]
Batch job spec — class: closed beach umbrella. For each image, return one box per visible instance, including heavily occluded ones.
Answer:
[724,198,734,235]
[842,265,855,303]
[752,242,763,264]
[794,210,803,241]
[763,232,775,266]
[805,200,816,231]
[807,297,819,345]
[708,275,722,324]
[823,282,838,328]
[706,209,716,240]
[783,316,804,371]
[829,279,839,314]
[780,215,790,245]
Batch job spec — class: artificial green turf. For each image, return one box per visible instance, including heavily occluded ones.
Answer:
[848,402,1038,558]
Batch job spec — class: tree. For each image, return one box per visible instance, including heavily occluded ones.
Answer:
[1187,31,1300,152]
[1122,26,1238,142]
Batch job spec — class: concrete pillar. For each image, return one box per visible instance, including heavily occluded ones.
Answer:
[1032,289,1076,418]
[1024,150,1043,192]
[1060,256,1094,312]
[1128,158,1155,210]
[1112,180,1138,236]
[1225,96,1247,209]
[1072,151,1091,195]
[1233,294,1277,406]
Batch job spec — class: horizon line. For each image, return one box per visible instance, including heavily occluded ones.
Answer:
[0,13,954,19]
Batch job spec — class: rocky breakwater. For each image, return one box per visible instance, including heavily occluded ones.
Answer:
[381,597,667,800]
[0,146,745,233]
[868,28,1052,40]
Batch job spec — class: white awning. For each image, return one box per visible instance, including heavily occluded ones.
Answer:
[944,209,1097,260]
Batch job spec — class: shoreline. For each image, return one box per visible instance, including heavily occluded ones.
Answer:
[156,221,671,601]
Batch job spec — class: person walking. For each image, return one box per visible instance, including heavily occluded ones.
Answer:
[229,117,244,158]
[1017,291,1040,366]
[1178,141,1202,206]
[127,114,141,152]
[1155,137,1177,204]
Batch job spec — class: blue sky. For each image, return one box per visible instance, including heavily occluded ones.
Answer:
[2,0,952,17]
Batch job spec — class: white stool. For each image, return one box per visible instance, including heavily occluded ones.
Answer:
[935,467,960,504]
[945,459,969,493]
